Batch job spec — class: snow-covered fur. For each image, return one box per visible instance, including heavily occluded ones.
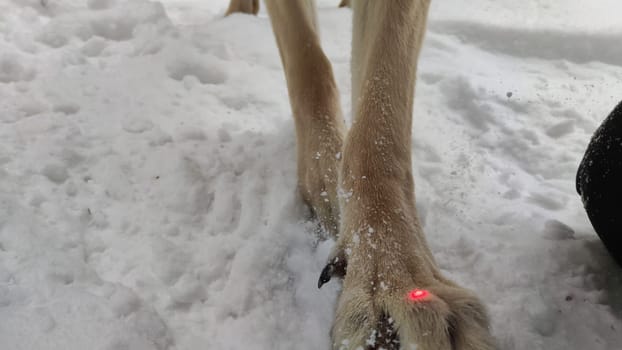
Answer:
[263,0,496,348]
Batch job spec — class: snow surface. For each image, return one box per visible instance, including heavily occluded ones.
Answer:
[1,0,622,349]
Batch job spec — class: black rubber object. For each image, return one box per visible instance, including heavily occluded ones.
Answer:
[577,101,622,266]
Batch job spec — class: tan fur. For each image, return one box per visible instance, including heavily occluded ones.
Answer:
[225,0,259,16]
[226,0,351,17]
[262,0,496,349]
[263,0,344,235]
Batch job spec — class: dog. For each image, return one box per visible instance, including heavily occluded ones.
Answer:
[224,1,495,349]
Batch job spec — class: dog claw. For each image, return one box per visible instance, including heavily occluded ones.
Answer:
[318,264,334,288]
[318,254,347,289]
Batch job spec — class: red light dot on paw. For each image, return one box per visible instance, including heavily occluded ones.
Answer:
[408,289,429,301]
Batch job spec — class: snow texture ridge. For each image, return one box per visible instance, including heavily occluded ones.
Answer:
[1,0,622,349]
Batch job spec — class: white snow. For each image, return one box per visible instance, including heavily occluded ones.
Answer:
[1,0,622,349]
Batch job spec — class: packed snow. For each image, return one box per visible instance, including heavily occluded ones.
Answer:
[1,0,622,349]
